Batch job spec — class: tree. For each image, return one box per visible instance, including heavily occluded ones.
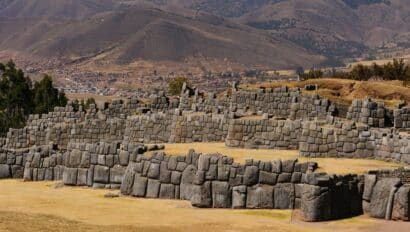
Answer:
[383,59,409,80]
[32,75,67,114]
[0,60,67,135]
[168,77,188,95]
[300,68,323,80]
[0,60,33,132]
[85,97,96,110]
[350,64,373,80]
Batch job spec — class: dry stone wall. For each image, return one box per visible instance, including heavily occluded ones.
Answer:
[119,149,366,222]
[394,107,410,129]
[230,87,334,120]
[347,98,388,127]
[299,121,410,164]
[225,119,302,149]
[363,169,410,221]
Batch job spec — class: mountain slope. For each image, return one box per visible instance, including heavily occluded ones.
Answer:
[0,0,113,19]
[143,0,410,60]
[0,6,323,69]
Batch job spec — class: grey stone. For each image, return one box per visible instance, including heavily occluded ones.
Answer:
[0,164,10,178]
[159,184,175,199]
[63,167,78,185]
[180,165,197,200]
[243,166,259,186]
[277,173,292,183]
[246,185,274,209]
[258,171,277,185]
[110,165,125,184]
[132,175,147,197]
[392,185,410,221]
[274,183,295,209]
[232,185,247,209]
[369,178,401,219]
[147,163,160,179]
[77,168,88,186]
[94,165,110,183]
[363,174,377,201]
[271,160,282,173]
[171,171,181,185]
[282,160,296,173]
[212,181,231,208]
[119,150,130,166]
[191,182,212,208]
[120,162,136,195]
[301,184,331,222]
[146,179,160,198]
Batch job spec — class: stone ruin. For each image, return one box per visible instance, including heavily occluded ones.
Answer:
[0,84,409,222]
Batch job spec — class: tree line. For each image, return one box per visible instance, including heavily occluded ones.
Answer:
[0,60,68,135]
[301,59,410,83]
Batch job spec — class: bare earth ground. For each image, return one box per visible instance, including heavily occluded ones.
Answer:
[0,180,410,232]
[151,143,405,174]
[0,144,408,232]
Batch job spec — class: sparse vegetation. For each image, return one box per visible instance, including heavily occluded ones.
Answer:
[0,60,67,135]
[300,68,324,80]
[302,59,410,84]
[168,77,189,95]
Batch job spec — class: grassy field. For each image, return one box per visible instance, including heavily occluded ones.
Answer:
[1,180,410,232]
[149,143,404,174]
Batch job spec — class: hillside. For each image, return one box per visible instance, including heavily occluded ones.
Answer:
[145,0,410,61]
[1,0,410,73]
[0,0,114,19]
[0,5,323,69]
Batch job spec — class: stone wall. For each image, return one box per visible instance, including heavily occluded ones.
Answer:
[394,107,410,129]
[230,87,334,120]
[363,170,410,221]
[119,149,366,222]
[347,98,387,127]
[1,140,410,222]
[225,119,302,149]
[299,121,410,164]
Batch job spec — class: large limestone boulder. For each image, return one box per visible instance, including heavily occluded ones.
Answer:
[246,185,274,209]
[132,174,147,197]
[191,181,212,208]
[392,185,410,221]
[369,178,401,218]
[146,179,160,198]
[362,174,377,201]
[159,183,175,199]
[120,162,136,195]
[110,165,125,184]
[232,185,247,208]
[212,181,231,208]
[301,184,331,222]
[94,165,110,183]
[274,183,295,209]
[62,167,78,185]
[0,164,10,179]
[180,165,197,200]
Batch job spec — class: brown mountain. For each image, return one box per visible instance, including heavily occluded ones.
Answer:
[1,0,409,71]
[143,0,410,60]
[0,4,323,69]
[0,0,113,19]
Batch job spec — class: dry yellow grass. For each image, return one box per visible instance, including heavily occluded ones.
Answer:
[2,180,409,232]
[148,143,405,174]
[242,78,410,108]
